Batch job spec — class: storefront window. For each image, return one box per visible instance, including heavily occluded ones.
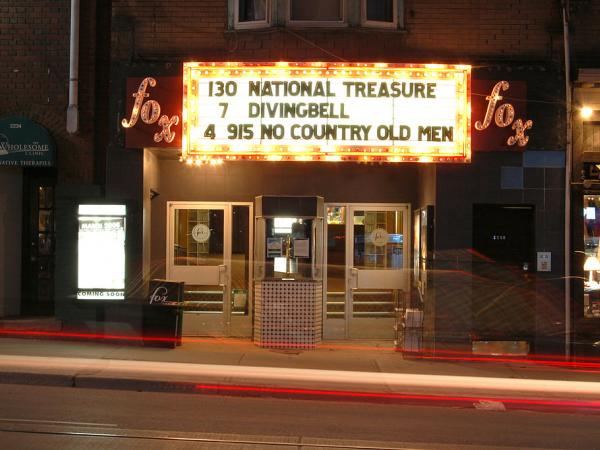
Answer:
[583,195,600,318]
[583,122,600,152]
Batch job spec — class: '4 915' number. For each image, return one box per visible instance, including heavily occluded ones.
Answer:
[203,124,254,140]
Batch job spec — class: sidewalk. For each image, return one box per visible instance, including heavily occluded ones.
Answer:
[1,335,600,410]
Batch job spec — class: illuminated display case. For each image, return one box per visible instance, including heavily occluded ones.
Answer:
[77,204,127,300]
[254,196,324,281]
[253,196,324,349]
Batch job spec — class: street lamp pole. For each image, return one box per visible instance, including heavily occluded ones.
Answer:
[562,1,572,359]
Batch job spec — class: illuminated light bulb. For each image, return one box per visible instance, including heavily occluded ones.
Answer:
[581,106,594,119]
[186,159,193,165]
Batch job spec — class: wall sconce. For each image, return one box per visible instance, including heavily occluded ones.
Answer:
[150,189,160,200]
[581,106,593,119]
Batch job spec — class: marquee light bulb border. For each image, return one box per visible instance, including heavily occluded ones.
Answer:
[181,62,471,164]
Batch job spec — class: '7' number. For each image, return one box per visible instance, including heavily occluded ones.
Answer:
[219,103,228,118]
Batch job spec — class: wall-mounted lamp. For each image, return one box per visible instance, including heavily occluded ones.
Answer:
[584,256,600,284]
[581,106,594,119]
[150,189,160,200]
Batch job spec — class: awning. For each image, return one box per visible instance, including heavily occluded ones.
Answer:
[0,117,55,167]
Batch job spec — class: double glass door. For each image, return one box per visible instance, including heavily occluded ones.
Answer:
[167,202,252,336]
[325,204,410,339]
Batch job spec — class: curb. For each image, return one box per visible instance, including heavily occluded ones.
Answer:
[0,371,75,388]
[2,370,600,415]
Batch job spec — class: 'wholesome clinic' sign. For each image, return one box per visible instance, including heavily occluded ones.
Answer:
[0,117,55,167]
[182,62,471,163]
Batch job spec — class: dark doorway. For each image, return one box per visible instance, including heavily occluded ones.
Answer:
[21,169,57,316]
[471,204,536,343]
[473,204,535,268]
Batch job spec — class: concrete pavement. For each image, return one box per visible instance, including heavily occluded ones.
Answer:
[0,336,599,411]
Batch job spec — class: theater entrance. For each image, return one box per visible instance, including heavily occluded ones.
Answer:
[324,204,410,339]
[166,202,253,337]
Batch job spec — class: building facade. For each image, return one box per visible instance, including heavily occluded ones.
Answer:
[0,1,109,318]
[3,1,599,356]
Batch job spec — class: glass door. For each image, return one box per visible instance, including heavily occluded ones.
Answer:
[167,202,252,336]
[324,204,409,339]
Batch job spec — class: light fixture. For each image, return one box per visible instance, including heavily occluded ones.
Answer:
[584,256,600,284]
[581,106,593,119]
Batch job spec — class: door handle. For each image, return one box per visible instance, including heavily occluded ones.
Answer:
[348,268,358,289]
[218,264,227,286]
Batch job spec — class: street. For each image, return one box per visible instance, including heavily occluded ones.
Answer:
[1,384,599,449]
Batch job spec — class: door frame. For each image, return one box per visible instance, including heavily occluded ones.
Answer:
[166,201,254,337]
[323,202,411,340]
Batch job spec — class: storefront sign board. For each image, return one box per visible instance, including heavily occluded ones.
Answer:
[471,79,531,151]
[182,62,471,163]
[122,77,182,149]
[0,117,55,167]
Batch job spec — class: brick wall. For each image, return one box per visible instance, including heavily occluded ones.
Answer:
[570,0,600,66]
[110,0,564,62]
[2,1,597,183]
[0,0,106,184]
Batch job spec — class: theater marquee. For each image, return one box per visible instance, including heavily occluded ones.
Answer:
[182,62,471,163]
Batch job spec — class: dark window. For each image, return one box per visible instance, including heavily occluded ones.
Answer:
[238,0,267,23]
[290,0,343,22]
[366,0,394,23]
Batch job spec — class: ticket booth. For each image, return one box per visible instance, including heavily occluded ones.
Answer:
[253,196,324,348]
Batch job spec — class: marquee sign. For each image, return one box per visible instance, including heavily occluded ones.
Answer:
[182,62,471,163]
[121,64,535,160]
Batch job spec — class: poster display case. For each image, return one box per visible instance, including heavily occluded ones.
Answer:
[77,204,126,300]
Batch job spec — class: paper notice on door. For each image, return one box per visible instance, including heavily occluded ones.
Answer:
[267,237,283,257]
[293,238,310,258]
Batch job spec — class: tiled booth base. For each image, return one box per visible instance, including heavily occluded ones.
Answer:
[254,280,322,349]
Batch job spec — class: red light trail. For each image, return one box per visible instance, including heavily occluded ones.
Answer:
[1,328,600,371]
